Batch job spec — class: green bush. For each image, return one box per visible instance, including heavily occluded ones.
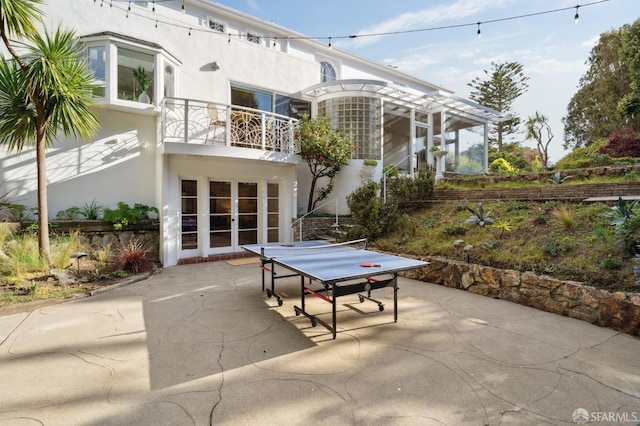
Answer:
[489,157,517,174]
[387,169,434,204]
[103,202,158,230]
[346,182,398,240]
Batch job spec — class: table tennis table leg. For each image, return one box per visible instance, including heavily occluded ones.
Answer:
[393,273,398,322]
[332,286,337,339]
[294,275,318,327]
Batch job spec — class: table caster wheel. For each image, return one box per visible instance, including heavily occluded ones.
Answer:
[379,305,384,312]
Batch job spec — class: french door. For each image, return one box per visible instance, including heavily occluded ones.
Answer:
[180,179,279,257]
[208,180,258,254]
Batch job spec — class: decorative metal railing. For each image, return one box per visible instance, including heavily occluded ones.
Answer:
[160,97,298,154]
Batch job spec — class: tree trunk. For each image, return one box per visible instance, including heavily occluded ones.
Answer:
[35,118,51,269]
[307,175,318,213]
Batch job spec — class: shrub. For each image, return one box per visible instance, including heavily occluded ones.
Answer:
[386,169,434,204]
[115,239,156,274]
[598,129,640,158]
[346,182,398,240]
[103,202,159,230]
[489,157,517,174]
[383,164,398,177]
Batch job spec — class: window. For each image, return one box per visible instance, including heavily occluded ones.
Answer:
[82,33,179,107]
[275,95,311,119]
[321,61,336,82]
[232,86,310,119]
[181,180,198,250]
[117,47,154,103]
[246,32,261,44]
[232,86,272,111]
[164,63,175,98]
[208,18,225,33]
[87,45,106,98]
[267,183,279,242]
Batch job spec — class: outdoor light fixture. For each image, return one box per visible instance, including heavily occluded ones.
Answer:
[210,61,220,71]
[574,5,580,23]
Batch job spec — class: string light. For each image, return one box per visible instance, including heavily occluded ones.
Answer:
[152,0,155,12]
[93,0,609,43]
[155,19,158,28]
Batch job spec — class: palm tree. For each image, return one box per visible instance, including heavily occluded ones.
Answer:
[0,0,99,267]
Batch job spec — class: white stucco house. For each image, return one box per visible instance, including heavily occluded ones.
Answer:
[0,0,506,266]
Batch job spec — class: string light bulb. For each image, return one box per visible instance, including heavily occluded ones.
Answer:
[328,36,332,48]
[476,22,481,38]
[181,0,185,14]
[152,0,155,12]
[574,5,580,23]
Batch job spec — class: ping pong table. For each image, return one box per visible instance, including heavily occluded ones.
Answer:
[242,239,429,339]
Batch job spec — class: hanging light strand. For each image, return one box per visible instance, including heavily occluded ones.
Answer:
[96,0,609,42]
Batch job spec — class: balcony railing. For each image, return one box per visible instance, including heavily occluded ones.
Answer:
[161,97,299,154]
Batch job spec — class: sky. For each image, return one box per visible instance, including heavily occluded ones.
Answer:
[214,0,637,164]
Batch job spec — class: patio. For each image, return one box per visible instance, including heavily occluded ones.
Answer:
[0,260,638,424]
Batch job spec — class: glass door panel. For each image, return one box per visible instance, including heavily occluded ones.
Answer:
[237,182,258,246]
[181,180,198,250]
[267,183,279,242]
[415,125,429,171]
[210,181,232,248]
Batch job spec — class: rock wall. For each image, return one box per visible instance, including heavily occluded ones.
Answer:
[401,255,640,336]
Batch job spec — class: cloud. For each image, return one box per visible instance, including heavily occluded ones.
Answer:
[350,0,510,48]
[581,35,599,48]
[383,54,440,73]
[526,58,586,75]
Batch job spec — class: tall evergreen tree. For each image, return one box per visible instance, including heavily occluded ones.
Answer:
[562,19,640,150]
[468,61,529,152]
[0,0,100,267]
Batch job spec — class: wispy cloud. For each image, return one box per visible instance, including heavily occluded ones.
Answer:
[350,0,511,47]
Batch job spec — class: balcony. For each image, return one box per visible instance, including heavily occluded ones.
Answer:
[161,98,299,155]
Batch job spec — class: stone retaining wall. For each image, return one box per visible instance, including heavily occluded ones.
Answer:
[292,216,353,241]
[431,182,640,202]
[400,255,640,336]
[19,220,160,261]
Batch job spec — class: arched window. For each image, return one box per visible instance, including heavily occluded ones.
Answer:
[320,61,336,82]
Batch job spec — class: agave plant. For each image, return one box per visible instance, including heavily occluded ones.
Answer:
[548,171,573,184]
[464,203,495,227]
[602,196,639,226]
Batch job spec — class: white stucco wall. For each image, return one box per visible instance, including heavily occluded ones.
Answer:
[0,109,156,217]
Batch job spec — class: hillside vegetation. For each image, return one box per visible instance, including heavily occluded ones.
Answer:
[373,200,639,292]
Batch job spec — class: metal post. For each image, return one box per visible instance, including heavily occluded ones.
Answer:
[183,99,189,144]
[299,218,303,242]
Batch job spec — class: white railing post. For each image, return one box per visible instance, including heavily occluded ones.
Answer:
[183,99,189,144]
[299,218,303,242]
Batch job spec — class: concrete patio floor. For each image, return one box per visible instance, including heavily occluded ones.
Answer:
[0,260,639,425]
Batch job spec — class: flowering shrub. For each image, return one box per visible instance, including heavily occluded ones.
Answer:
[295,114,353,212]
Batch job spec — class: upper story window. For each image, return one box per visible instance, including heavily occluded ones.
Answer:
[87,45,106,98]
[117,47,154,103]
[231,85,310,119]
[246,32,261,44]
[207,17,225,33]
[321,61,336,82]
[82,32,180,110]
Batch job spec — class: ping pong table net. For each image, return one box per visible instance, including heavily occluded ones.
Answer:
[260,239,368,258]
